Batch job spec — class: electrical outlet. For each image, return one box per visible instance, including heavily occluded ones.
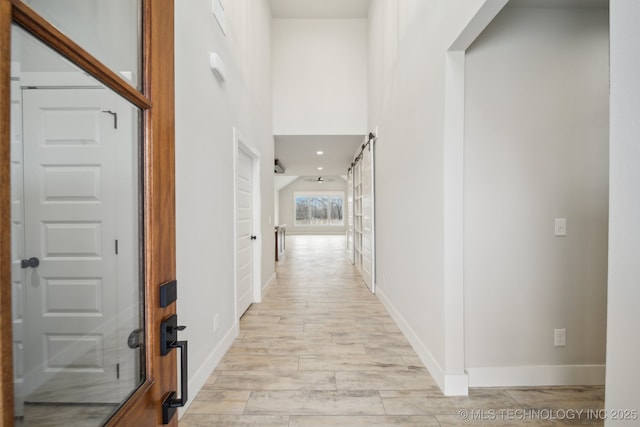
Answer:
[554,218,567,237]
[214,313,220,332]
[554,328,566,347]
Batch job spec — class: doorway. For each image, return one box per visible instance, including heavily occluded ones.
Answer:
[234,129,261,319]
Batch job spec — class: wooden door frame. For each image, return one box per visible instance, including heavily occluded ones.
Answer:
[0,0,177,425]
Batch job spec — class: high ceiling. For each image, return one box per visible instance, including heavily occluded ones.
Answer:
[270,1,370,181]
[270,0,608,184]
[274,135,364,177]
[270,0,371,19]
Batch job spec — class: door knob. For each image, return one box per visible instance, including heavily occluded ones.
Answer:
[21,257,40,269]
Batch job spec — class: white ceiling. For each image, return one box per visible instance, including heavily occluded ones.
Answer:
[274,135,364,177]
[274,175,299,191]
[270,0,371,19]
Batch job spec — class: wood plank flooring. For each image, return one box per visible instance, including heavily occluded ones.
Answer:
[181,235,604,426]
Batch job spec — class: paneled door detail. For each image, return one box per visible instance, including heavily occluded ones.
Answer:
[21,88,132,403]
[236,148,254,317]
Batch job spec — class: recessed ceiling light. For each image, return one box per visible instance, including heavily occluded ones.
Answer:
[316,151,324,155]
[317,167,323,171]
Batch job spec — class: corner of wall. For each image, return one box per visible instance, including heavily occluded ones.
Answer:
[177,321,238,419]
[377,287,469,396]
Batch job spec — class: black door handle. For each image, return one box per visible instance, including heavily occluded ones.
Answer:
[250,235,257,240]
[160,314,188,424]
[162,339,188,424]
[127,329,142,349]
[21,257,40,269]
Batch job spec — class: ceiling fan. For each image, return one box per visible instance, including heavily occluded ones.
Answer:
[303,176,336,183]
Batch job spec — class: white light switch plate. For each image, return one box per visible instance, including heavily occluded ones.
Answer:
[554,218,567,237]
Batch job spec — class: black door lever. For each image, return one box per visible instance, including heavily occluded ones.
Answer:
[21,257,40,268]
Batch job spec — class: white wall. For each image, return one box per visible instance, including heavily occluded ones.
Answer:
[606,0,640,423]
[174,0,274,415]
[278,177,348,235]
[464,6,609,385]
[272,19,367,135]
[368,0,486,394]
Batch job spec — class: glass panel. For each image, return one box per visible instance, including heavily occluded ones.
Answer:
[310,196,329,225]
[23,0,142,90]
[11,25,144,426]
[295,196,309,225]
[330,196,344,225]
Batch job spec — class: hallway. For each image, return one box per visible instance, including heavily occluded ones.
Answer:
[181,235,604,426]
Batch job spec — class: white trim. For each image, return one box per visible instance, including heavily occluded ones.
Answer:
[263,272,276,295]
[233,127,262,316]
[178,322,238,419]
[449,0,510,51]
[377,287,468,396]
[443,50,466,383]
[440,0,510,396]
[467,365,606,388]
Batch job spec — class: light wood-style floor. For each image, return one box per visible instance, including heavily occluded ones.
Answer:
[181,235,604,426]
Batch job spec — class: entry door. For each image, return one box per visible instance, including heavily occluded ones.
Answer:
[21,88,128,403]
[236,148,254,317]
[2,2,177,425]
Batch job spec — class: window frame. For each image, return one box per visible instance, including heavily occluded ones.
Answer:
[294,191,345,227]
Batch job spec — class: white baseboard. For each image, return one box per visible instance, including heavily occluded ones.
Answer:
[14,379,24,417]
[178,322,238,419]
[376,288,604,393]
[263,272,276,295]
[377,288,468,396]
[444,373,469,396]
[467,364,606,387]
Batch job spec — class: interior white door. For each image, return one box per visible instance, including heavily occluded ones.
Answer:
[236,148,254,317]
[21,88,130,403]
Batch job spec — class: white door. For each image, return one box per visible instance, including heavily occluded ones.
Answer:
[236,148,254,317]
[21,88,133,403]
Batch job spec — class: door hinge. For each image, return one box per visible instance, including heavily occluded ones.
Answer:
[102,110,118,129]
[115,239,118,255]
[116,363,120,379]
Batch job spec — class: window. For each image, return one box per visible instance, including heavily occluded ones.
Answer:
[294,192,344,226]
